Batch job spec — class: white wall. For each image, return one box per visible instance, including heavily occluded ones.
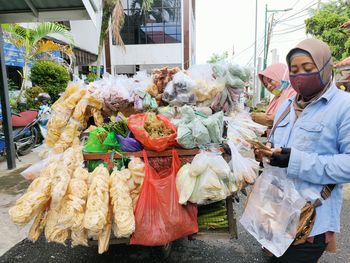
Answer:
[69,20,100,54]
[110,43,182,66]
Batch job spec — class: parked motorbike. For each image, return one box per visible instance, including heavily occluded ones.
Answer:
[0,93,51,156]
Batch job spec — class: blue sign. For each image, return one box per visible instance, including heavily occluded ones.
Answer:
[3,38,62,68]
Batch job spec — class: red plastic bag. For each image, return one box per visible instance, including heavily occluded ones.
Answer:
[128,113,177,152]
[130,149,198,246]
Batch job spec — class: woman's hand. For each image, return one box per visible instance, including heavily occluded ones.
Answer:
[254,142,273,162]
[254,146,291,168]
[269,148,291,168]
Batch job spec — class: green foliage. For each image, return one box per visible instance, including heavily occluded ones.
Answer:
[313,0,350,17]
[24,86,44,110]
[305,11,349,61]
[30,60,70,102]
[207,52,229,64]
[86,72,98,83]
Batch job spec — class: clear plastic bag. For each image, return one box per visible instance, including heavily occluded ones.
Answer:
[240,164,305,257]
[228,141,259,189]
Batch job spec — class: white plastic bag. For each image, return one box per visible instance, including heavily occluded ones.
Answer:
[176,164,196,204]
[240,164,305,257]
[189,168,229,204]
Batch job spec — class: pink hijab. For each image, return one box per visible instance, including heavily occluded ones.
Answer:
[258,63,296,115]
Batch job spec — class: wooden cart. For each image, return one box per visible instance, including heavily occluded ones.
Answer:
[83,148,238,258]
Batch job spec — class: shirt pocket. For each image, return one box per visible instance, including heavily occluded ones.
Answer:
[272,118,290,147]
[295,122,324,151]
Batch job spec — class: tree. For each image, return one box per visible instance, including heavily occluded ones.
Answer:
[305,11,349,61]
[96,0,154,78]
[207,52,229,64]
[2,23,74,104]
[315,0,350,17]
[30,60,70,102]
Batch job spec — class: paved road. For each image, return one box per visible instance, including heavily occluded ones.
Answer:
[1,197,349,263]
[1,156,349,263]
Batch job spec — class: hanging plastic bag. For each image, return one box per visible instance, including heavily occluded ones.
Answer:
[240,164,305,257]
[128,113,177,152]
[176,164,196,205]
[116,132,142,152]
[189,168,230,205]
[228,141,259,189]
[130,150,198,246]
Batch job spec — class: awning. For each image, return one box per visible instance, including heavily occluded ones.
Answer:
[0,0,101,170]
[0,0,100,26]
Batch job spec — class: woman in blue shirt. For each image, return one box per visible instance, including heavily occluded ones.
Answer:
[256,38,350,262]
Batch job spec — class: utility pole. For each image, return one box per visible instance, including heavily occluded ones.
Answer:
[253,0,258,106]
[261,5,292,99]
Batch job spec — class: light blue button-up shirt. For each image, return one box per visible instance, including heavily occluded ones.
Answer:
[269,83,350,237]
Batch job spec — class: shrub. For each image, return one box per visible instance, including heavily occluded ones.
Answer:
[24,86,44,110]
[30,60,70,101]
[86,72,97,83]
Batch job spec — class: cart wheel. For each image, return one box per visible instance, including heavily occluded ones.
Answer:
[161,242,172,259]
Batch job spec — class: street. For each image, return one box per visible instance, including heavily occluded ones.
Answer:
[0,161,349,263]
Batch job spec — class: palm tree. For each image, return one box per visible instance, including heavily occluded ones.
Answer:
[96,0,154,77]
[2,22,74,104]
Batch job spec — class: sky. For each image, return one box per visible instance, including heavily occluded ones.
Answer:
[196,0,327,68]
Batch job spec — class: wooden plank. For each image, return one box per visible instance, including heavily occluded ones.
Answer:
[83,148,223,160]
[226,196,238,239]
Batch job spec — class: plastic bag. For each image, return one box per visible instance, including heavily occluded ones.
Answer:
[83,127,110,153]
[162,72,196,106]
[240,164,305,257]
[177,124,196,149]
[84,165,110,235]
[128,113,177,152]
[189,168,230,204]
[203,111,224,143]
[130,150,198,246]
[116,132,142,152]
[192,119,211,145]
[190,152,209,177]
[176,164,196,205]
[110,169,135,238]
[228,141,259,189]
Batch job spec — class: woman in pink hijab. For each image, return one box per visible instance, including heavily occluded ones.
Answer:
[251,63,296,129]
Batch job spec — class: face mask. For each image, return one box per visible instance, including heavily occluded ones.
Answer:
[271,80,290,97]
[289,56,331,98]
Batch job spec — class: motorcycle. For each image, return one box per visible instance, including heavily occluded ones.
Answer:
[0,93,51,156]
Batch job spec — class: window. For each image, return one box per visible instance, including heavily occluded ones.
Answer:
[115,0,181,45]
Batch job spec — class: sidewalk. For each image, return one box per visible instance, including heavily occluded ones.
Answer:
[0,151,41,177]
[0,150,40,256]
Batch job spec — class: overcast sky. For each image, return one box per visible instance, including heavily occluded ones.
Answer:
[196,0,326,68]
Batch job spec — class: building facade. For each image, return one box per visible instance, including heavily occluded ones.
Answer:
[107,0,196,75]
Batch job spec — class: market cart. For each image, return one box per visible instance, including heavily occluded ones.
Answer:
[83,148,238,258]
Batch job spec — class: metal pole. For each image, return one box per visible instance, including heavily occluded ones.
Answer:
[0,27,16,169]
[263,4,268,70]
[261,4,268,99]
[252,0,258,106]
